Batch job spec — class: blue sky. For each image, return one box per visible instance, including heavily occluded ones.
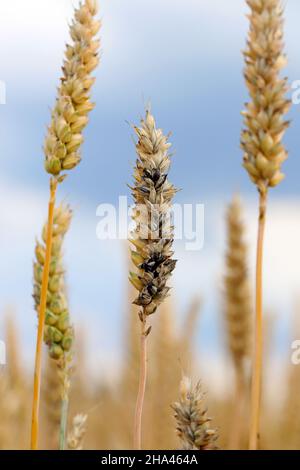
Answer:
[0,0,300,383]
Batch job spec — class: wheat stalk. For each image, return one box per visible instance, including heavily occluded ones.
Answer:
[224,195,252,449]
[172,377,218,450]
[129,109,177,449]
[240,0,290,449]
[0,313,28,449]
[31,0,100,450]
[180,297,201,367]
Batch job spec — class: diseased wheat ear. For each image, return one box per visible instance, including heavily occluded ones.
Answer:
[172,377,218,450]
[44,0,101,176]
[241,0,290,195]
[33,205,73,361]
[129,110,177,320]
[130,109,177,449]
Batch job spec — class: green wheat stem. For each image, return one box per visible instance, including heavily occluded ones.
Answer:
[59,397,69,450]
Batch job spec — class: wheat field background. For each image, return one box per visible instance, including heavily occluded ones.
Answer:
[0,0,300,450]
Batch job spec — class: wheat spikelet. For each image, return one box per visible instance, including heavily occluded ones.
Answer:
[172,377,218,450]
[67,414,87,450]
[44,0,101,176]
[224,195,252,371]
[241,0,290,194]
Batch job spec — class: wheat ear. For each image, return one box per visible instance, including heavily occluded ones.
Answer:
[172,377,218,450]
[33,204,74,450]
[129,109,177,449]
[31,0,100,450]
[241,0,290,449]
[224,195,252,449]
[67,414,87,450]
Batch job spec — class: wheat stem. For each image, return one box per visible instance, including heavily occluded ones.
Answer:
[31,177,58,450]
[59,397,69,450]
[249,191,267,450]
[133,315,148,450]
[229,372,247,450]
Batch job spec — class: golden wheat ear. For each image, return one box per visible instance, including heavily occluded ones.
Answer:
[44,0,101,177]
[240,0,290,450]
[30,0,101,450]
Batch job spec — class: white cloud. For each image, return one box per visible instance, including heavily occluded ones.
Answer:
[2,0,299,102]
[0,0,248,92]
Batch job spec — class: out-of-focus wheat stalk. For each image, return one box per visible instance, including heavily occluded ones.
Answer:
[34,205,73,450]
[224,196,252,449]
[280,303,300,449]
[119,268,140,448]
[67,414,87,450]
[172,377,218,450]
[129,110,177,449]
[149,299,179,449]
[0,313,29,449]
[180,298,201,369]
[240,0,290,450]
[42,356,62,449]
[31,0,101,450]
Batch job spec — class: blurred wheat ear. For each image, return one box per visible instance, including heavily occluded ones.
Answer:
[172,377,218,450]
[240,0,290,450]
[129,109,177,449]
[67,414,87,450]
[224,195,252,449]
[31,0,101,450]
